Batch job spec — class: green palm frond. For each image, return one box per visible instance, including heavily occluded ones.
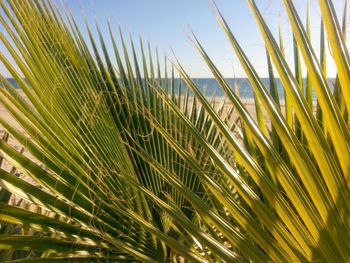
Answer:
[0,0,349,262]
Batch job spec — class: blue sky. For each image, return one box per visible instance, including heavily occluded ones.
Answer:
[0,0,347,78]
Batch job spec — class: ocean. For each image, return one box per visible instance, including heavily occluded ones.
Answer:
[3,78,334,100]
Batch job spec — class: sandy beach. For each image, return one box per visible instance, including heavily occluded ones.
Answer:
[0,89,277,132]
[0,88,295,172]
[0,89,286,147]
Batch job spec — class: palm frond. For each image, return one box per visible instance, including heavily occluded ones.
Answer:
[0,0,349,262]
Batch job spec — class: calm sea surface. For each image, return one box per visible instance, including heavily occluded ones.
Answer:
[4,78,334,101]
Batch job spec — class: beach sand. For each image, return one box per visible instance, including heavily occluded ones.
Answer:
[0,89,287,171]
[0,89,286,143]
[0,89,279,134]
[0,89,306,211]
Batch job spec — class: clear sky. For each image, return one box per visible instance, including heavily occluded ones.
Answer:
[0,0,347,78]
